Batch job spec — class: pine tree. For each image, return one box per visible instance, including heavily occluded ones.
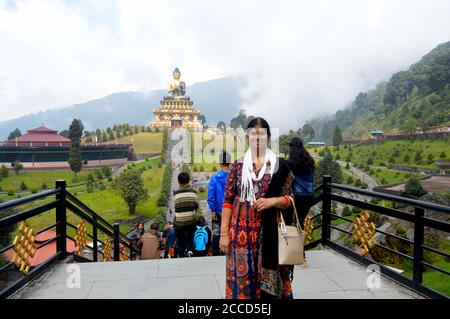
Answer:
[314,151,343,186]
[68,119,84,177]
[332,125,343,148]
[0,165,8,178]
[7,128,22,141]
[13,161,23,175]
[113,171,149,214]
[402,178,427,199]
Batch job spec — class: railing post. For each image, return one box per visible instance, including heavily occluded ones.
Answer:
[114,223,120,261]
[93,215,98,262]
[413,207,424,284]
[321,175,332,245]
[55,180,67,260]
[129,241,134,260]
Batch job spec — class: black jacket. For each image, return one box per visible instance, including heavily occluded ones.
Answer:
[261,158,295,270]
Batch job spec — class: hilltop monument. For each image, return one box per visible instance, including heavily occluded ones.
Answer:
[150,68,202,130]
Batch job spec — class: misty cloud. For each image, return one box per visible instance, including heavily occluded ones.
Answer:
[1,0,450,131]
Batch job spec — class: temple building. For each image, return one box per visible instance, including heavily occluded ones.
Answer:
[3,126,71,147]
[0,125,131,165]
[150,68,202,130]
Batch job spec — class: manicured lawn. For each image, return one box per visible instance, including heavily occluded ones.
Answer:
[1,157,166,240]
[402,240,450,297]
[309,138,450,169]
[370,167,423,184]
[0,170,97,192]
[331,213,358,226]
[117,132,162,154]
[190,163,219,173]
[197,190,208,201]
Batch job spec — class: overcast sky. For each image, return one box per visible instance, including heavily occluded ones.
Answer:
[1,0,450,129]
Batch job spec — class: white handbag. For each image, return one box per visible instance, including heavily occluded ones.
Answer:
[278,196,305,265]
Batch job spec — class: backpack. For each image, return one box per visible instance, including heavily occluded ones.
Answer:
[193,226,208,251]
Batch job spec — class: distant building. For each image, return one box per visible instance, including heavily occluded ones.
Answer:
[436,161,450,175]
[369,130,384,140]
[307,141,326,146]
[0,230,76,269]
[0,125,132,165]
[3,126,70,147]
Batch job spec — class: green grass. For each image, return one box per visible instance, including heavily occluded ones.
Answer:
[370,167,423,184]
[197,190,208,201]
[402,240,450,297]
[309,138,450,170]
[1,157,166,240]
[331,213,358,226]
[116,132,163,154]
[190,163,218,173]
[0,170,97,192]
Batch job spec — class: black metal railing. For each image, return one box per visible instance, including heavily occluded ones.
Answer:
[1,176,449,299]
[0,180,140,299]
[305,175,450,299]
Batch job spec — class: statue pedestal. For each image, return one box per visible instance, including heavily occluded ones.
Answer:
[150,97,202,130]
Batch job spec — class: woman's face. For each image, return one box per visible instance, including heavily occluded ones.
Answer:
[247,125,269,153]
[138,223,144,230]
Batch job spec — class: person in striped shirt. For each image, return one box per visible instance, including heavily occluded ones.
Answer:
[173,171,199,257]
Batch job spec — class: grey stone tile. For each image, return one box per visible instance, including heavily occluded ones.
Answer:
[40,260,158,283]
[20,282,95,299]
[320,264,391,290]
[302,250,352,270]
[292,268,344,294]
[370,287,424,299]
[158,256,226,278]
[215,274,226,299]
[86,275,222,299]
[16,250,420,299]
[296,289,376,299]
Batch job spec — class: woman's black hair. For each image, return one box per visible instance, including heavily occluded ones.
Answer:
[246,117,271,138]
[287,137,315,174]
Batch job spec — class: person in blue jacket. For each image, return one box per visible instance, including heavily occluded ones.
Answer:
[286,137,315,266]
[208,151,231,255]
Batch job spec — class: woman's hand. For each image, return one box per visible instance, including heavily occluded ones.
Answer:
[252,198,278,211]
[219,235,230,254]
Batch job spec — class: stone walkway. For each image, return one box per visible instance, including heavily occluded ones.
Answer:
[13,248,423,299]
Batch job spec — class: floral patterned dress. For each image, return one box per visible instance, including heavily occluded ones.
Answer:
[222,160,294,299]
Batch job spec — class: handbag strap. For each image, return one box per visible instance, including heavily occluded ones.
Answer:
[278,196,304,232]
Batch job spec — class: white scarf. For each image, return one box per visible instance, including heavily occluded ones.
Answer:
[240,148,277,204]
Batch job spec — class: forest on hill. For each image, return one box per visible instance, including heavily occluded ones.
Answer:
[310,41,450,141]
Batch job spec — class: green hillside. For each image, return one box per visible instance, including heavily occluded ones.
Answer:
[310,41,450,141]
[309,138,450,185]
[117,132,163,154]
[331,139,450,169]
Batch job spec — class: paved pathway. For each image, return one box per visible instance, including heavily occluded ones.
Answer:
[13,248,423,299]
[336,160,379,190]
[312,154,378,190]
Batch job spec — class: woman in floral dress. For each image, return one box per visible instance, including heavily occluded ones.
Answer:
[219,117,295,299]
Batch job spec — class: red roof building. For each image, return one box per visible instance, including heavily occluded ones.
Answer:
[0,230,77,267]
[3,125,70,146]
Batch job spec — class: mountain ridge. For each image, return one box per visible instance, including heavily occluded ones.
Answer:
[309,41,450,142]
[0,75,247,140]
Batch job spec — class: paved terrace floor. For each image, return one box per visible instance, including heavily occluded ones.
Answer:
[12,249,423,299]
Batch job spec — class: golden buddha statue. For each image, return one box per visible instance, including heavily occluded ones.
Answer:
[167,67,187,99]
